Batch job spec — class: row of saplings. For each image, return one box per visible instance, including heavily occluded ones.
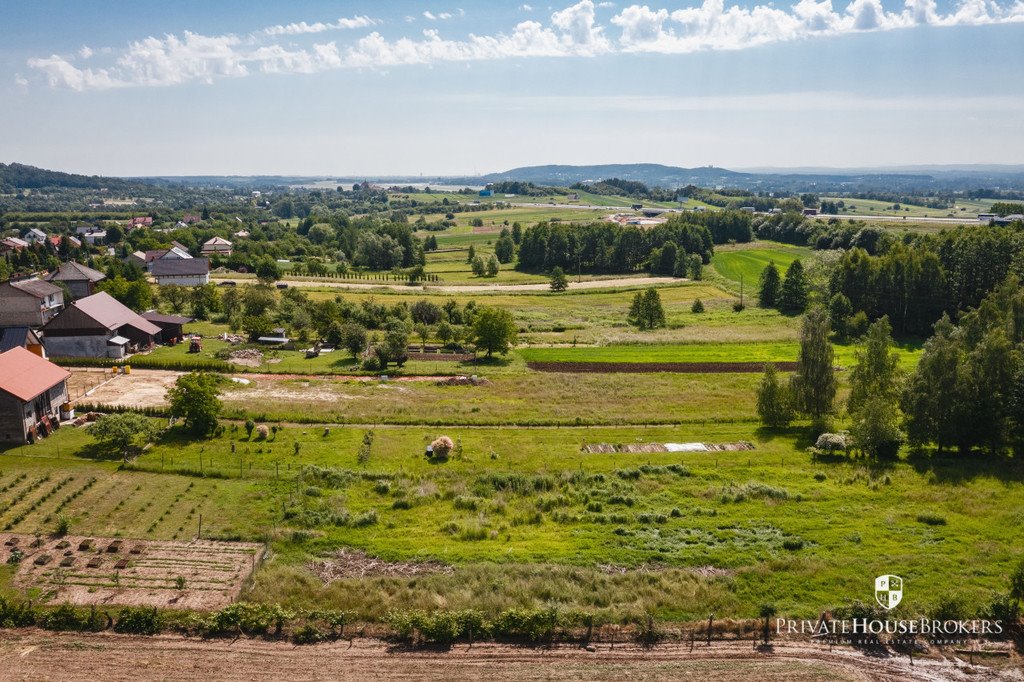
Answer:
[0,597,719,647]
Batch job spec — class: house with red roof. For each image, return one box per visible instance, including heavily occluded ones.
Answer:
[129,216,153,228]
[0,347,70,443]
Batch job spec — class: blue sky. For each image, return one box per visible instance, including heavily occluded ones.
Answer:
[1,0,1022,176]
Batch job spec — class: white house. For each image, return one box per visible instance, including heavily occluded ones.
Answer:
[200,236,233,256]
[24,228,48,245]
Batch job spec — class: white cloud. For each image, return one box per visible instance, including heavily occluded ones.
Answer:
[25,0,1024,90]
[520,3,534,9]
[262,16,376,36]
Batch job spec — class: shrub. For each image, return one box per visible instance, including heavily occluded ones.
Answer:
[814,432,850,452]
[114,607,162,635]
[254,424,270,441]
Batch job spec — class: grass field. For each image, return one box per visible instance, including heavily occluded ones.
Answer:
[711,242,811,290]
[2,420,1021,623]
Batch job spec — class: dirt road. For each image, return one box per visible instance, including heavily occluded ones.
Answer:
[1,631,1017,681]
[211,275,684,294]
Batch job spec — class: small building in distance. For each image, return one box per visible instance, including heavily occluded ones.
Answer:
[802,208,819,217]
[0,327,45,357]
[24,228,48,245]
[479,189,493,197]
[41,291,161,358]
[141,311,193,344]
[129,216,153,228]
[0,346,71,443]
[201,236,233,257]
[0,236,29,253]
[151,257,210,286]
[0,278,65,328]
[45,261,107,300]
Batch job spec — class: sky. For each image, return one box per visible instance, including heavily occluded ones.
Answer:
[1,0,1023,176]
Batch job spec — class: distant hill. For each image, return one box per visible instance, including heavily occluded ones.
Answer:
[481,164,750,188]
[0,162,152,192]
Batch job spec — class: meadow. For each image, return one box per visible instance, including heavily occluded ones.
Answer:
[2,419,1021,624]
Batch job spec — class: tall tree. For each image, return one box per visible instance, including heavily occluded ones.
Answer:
[758,262,781,308]
[789,306,837,431]
[779,259,809,314]
[166,372,223,436]
[549,266,569,292]
[848,317,904,457]
[472,307,518,358]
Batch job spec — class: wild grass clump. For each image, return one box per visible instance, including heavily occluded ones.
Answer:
[916,512,947,526]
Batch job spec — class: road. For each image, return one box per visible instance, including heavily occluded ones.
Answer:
[211,275,685,293]
[815,213,980,225]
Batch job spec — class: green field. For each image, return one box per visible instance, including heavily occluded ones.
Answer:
[2,419,1021,623]
[711,243,811,290]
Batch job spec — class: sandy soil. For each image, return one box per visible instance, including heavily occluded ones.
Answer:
[0,632,1018,681]
[211,275,683,294]
[70,369,459,409]
[1,533,262,610]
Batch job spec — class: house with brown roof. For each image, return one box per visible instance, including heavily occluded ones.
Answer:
[0,278,65,328]
[45,261,107,300]
[129,216,153,228]
[0,347,70,443]
[151,257,210,286]
[0,237,29,253]
[41,291,161,358]
[200,236,232,256]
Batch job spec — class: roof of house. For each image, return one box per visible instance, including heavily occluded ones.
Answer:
[151,257,210,277]
[43,291,161,337]
[1,237,29,248]
[141,311,194,325]
[27,228,47,238]
[0,327,41,354]
[46,261,106,284]
[9,278,62,299]
[143,249,169,262]
[0,347,70,402]
[203,237,232,246]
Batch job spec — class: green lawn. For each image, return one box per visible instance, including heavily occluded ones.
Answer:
[711,243,811,290]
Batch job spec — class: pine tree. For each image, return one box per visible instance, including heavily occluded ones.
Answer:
[789,306,837,431]
[779,260,809,313]
[758,262,781,308]
[628,288,666,330]
[549,266,569,292]
[466,244,476,263]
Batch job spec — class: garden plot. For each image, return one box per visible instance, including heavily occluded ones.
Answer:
[0,533,263,610]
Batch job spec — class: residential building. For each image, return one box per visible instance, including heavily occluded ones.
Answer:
[41,291,161,358]
[24,228,48,244]
[45,261,107,300]
[129,216,153,228]
[0,327,45,357]
[0,347,70,443]
[0,237,29,253]
[201,236,232,256]
[0,278,65,327]
[151,257,210,286]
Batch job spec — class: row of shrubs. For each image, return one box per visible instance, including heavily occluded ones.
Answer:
[2,597,1019,645]
[51,356,234,372]
[0,599,652,646]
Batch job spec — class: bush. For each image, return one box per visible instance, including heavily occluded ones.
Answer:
[114,607,162,635]
[691,298,705,313]
[254,424,270,440]
[814,432,850,452]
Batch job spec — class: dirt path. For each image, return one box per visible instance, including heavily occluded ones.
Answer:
[528,361,799,373]
[0,631,1017,681]
[212,275,684,294]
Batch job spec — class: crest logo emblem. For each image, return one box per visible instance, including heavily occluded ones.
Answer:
[875,575,903,610]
